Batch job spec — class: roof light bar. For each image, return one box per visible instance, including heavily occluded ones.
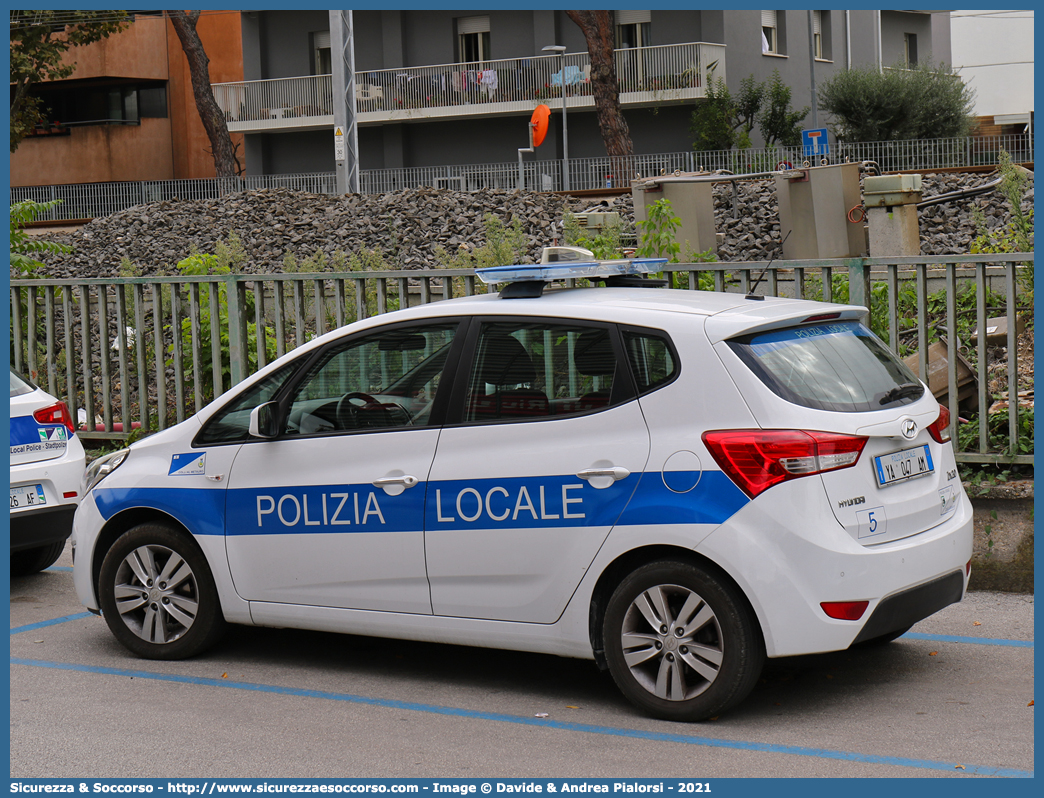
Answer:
[475,258,668,286]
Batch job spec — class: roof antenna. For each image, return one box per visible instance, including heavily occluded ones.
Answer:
[746,229,791,300]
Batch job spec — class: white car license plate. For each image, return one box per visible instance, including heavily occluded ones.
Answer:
[874,444,934,487]
[10,484,47,509]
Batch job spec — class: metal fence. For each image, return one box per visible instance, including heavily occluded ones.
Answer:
[10,254,1032,467]
[10,134,1033,222]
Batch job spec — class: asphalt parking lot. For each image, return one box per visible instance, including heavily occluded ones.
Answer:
[9,543,1034,780]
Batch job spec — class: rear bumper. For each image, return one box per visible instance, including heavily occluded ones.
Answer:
[851,569,965,644]
[9,505,77,552]
[696,477,974,658]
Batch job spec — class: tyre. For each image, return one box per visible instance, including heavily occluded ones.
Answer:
[10,540,66,576]
[603,560,764,721]
[98,523,227,659]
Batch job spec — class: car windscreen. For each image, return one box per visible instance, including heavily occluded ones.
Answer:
[727,320,925,412]
[10,370,34,398]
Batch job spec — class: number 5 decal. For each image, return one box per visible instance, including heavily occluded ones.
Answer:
[856,506,887,539]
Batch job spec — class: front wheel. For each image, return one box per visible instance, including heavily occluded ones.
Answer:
[603,560,764,721]
[98,523,227,659]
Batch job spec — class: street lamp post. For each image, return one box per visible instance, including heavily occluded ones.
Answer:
[542,44,569,191]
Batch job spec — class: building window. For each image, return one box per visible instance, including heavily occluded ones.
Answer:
[27,81,167,128]
[812,10,831,60]
[615,10,651,49]
[761,10,782,55]
[904,33,918,67]
[457,15,490,63]
[313,31,331,75]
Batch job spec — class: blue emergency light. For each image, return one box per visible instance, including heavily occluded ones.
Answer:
[476,258,669,298]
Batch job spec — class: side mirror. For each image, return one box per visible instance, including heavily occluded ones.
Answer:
[248,402,279,439]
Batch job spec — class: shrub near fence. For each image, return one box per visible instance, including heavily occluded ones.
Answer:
[10,254,1033,468]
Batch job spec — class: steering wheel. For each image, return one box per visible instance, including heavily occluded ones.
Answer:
[335,392,413,429]
[335,392,379,429]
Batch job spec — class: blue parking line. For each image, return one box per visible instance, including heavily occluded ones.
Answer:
[902,631,1034,648]
[10,611,95,635]
[9,656,1033,778]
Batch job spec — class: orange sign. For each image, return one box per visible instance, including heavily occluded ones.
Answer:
[530,104,551,148]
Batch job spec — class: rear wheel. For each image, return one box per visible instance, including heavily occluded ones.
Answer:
[10,541,65,576]
[603,560,764,721]
[98,523,226,659]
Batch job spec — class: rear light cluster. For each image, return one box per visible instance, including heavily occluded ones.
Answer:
[33,402,75,434]
[702,429,868,498]
[927,404,952,444]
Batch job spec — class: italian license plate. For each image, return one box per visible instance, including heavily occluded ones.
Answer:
[10,484,46,509]
[874,444,934,487]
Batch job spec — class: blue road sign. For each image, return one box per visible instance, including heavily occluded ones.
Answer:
[802,128,830,157]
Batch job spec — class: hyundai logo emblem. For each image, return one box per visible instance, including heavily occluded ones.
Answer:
[901,418,917,439]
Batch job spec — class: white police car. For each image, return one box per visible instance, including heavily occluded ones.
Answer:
[10,369,86,575]
[72,259,973,721]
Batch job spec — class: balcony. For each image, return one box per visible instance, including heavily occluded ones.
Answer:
[213,42,726,133]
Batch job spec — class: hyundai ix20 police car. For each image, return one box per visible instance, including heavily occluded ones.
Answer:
[72,258,973,721]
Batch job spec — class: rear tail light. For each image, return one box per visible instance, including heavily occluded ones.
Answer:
[33,402,75,435]
[821,601,869,621]
[927,404,952,444]
[702,429,868,498]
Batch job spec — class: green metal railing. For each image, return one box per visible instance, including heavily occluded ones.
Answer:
[10,254,1032,465]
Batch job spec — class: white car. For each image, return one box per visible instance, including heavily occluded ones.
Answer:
[10,370,86,575]
[72,259,973,721]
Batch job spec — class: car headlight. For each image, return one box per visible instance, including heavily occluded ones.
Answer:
[82,448,130,495]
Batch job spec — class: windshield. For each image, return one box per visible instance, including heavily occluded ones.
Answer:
[728,321,925,412]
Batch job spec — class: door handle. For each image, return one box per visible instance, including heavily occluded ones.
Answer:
[576,466,630,481]
[372,475,419,489]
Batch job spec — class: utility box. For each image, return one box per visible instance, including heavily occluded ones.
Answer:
[774,162,866,259]
[862,173,923,207]
[864,173,922,257]
[573,211,621,231]
[632,175,717,256]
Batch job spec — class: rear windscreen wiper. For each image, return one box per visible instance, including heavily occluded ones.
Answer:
[878,382,924,405]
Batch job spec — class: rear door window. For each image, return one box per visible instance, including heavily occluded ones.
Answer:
[728,321,924,412]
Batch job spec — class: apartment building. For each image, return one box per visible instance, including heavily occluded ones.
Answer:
[10,10,244,189]
[11,10,952,189]
[950,9,1034,137]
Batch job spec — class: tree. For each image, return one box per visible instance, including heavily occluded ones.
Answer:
[818,60,974,142]
[167,10,239,177]
[758,69,808,147]
[689,78,736,152]
[10,10,129,152]
[690,75,766,152]
[566,10,633,178]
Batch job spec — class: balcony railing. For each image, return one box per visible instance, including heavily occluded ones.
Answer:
[213,42,726,132]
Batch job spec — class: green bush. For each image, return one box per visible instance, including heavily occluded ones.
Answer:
[817,60,974,142]
[10,199,71,275]
[169,239,277,403]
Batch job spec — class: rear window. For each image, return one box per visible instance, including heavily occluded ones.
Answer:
[728,321,924,412]
[10,370,34,398]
